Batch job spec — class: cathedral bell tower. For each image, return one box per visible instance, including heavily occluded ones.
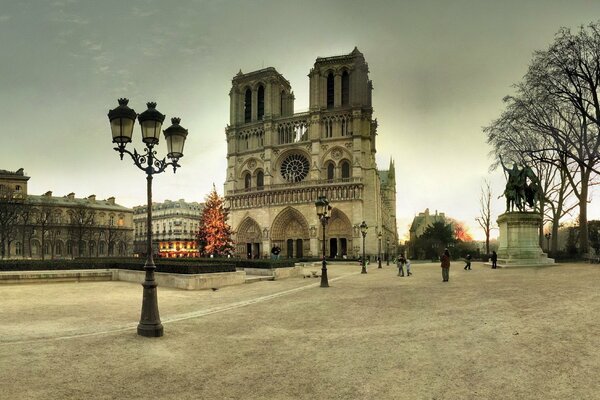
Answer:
[224,48,397,260]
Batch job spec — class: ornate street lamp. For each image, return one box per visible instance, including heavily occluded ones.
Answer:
[386,237,390,266]
[377,230,382,268]
[545,232,552,254]
[315,196,332,288]
[360,221,368,274]
[108,99,188,338]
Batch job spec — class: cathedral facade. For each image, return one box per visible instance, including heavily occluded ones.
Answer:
[224,48,397,259]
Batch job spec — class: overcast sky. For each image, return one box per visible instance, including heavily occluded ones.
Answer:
[2,0,600,241]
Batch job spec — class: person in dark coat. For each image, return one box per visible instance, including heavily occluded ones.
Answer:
[464,254,472,270]
[491,251,498,269]
[441,248,451,282]
[397,254,406,277]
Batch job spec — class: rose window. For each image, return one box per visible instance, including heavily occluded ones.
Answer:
[280,154,310,182]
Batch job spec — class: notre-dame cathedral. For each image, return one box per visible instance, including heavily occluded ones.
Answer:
[224,48,398,259]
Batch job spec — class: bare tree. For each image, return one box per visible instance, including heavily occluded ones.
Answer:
[475,179,493,254]
[19,203,35,258]
[485,22,600,254]
[0,188,23,259]
[33,206,52,260]
[68,205,96,258]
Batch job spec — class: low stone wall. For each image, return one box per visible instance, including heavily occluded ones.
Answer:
[113,269,247,290]
[243,266,303,280]
[0,269,113,284]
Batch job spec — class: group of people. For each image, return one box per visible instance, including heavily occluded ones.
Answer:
[397,249,500,282]
[441,249,499,281]
[396,254,412,277]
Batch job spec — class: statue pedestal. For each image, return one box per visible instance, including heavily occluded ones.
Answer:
[492,212,554,267]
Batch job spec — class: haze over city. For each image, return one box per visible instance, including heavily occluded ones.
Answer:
[3,0,600,241]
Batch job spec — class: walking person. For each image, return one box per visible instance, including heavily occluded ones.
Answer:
[491,251,498,269]
[464,254,471,270]
[397,254,405,277]
[406,258,412,276]
[441,248,451,282]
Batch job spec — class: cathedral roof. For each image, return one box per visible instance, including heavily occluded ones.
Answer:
[232,67,290,88]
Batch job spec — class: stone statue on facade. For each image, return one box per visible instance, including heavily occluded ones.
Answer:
[499,156,540,212]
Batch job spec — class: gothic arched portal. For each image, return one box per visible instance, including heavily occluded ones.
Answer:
[325,208,353,258]
[271,207,310,258]
[236,217,263,259]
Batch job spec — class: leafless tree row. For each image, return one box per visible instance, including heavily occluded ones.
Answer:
[485,22,600,254]
[0,190,128,260]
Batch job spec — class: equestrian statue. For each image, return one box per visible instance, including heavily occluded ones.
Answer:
[499,156,540,212]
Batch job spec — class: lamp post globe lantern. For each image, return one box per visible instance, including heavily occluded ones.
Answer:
[107,98,189,338]
[315,196,331,288]
[108,98,137,150]
[360,221,368,274]
[377,231,382,268]
[138,102,166,145]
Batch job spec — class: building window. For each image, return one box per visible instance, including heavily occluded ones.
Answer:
[257,171,264,190]
[325,119,333,138]
[67,241,72,256]
[341,118,349,136]
[280,90,285,115]
[244,172,252,190]
[280,153,310,183]
[244,88,252,123]
[327,163,335,181]
[257,85,265,120]
[99,241,105,255]
[15,242,22,256]
[55,242,62,256]
[327,73,334,109]
[89,241,95,256]
[109,216,115,226]
[44,242,50,255]
[15,185,21,192]
[342,71,350,106]
[341,161,351,180]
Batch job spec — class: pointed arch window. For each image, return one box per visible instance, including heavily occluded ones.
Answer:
[342,71,350,106]
[327,163,335,181]
[326,72,334,109]
[257,85,265,120]
[257,171,264,190]
[341,161,351,180]
[244,172,252,190]
[244,88,252,123]
[280,90,285,115]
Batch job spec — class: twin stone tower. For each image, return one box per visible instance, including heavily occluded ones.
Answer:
[223,48,398,261]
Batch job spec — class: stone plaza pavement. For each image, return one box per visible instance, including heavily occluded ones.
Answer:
[1,262,600,399]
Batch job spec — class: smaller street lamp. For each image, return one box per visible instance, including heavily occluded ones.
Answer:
[386,238,390,266]
[360,221,368,274]
[544,232,552,253]
[377,230,382,268]
[315,196,332,288]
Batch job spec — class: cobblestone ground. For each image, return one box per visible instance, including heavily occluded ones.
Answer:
[1,262,600,399]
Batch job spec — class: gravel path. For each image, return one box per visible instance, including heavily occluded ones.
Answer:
[1,262,599,399]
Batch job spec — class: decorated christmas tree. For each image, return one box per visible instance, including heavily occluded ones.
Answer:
[196,185,234,257]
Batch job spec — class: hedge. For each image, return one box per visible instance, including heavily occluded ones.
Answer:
[0,258,236,274]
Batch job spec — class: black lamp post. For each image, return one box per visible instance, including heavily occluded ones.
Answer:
[108,99,188,338]
[545,232,552,253]
[360,221,368,274]
[315,196,332,288]
[386,237,390,266]
[377,230,382,268]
